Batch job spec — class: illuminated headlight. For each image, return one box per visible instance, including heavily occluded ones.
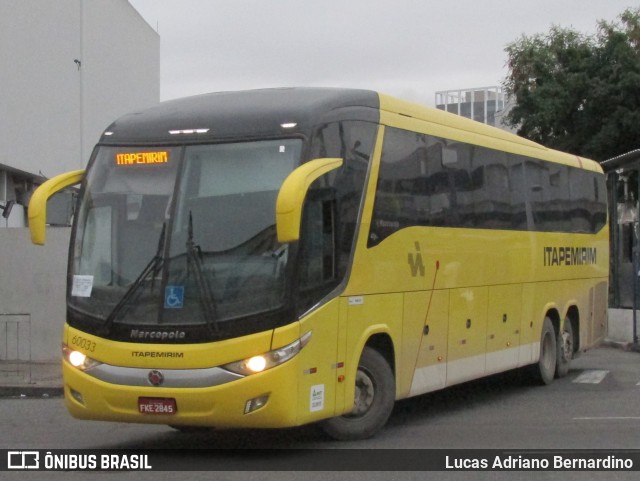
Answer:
[222,331,312,376]
[62,344,102,371]
[246,356,267,373]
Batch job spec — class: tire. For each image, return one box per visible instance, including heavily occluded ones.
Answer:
[321,347,395,441]
[555,317,574,378]
[530,317,557,385]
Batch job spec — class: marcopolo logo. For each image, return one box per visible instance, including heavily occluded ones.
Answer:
[7,451,39,470]
[130,329,186,341]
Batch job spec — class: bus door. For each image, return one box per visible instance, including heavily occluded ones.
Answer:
[295,187,342,424]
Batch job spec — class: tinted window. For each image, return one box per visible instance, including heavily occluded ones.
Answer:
[369,126,607,246]
[570,168,607,233]
[297,121,377,312]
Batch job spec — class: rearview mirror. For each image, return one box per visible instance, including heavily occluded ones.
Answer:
[28,169,85,245]
[275,158,343,243]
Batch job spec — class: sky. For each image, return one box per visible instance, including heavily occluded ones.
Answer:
[128,0,637,106]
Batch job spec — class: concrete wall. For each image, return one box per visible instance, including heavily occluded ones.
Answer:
[0,228,70,362]
[82,0,160,165]
[0,0,159,362]
[607,308,639,345]
[0,0,159,176]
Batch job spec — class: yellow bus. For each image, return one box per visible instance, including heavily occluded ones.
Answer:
[29,88,608,440]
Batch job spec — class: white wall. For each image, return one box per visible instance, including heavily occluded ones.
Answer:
[0,0,81,177]
[0,1,159,362]
[83,0,160,164]
[0,228,70,362]
[0,0,159,177]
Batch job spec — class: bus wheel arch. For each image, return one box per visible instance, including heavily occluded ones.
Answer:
[321,335,396,440]
[365,333,396,375]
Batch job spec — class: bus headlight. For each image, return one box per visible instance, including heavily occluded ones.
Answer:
[245,355,268,373]
[222,331,312,376]
[62,344,102,371]
[69,350,86,367]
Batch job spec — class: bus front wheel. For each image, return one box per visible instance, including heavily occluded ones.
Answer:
[321,346,395,441]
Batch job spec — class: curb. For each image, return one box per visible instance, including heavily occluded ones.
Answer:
[602,339,640,352]
[0,361,63,399]
[0,385,64,399]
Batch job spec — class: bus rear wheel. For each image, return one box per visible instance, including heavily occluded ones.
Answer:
[321,346,395,441]
[555,317,574,378]
[530,317,557,385]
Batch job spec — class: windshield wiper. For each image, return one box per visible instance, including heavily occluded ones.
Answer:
[186,211,219,333]
[101,222,166,334]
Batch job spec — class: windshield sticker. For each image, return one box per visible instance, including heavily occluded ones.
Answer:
[164,286,185,309]
[71,275,94,297]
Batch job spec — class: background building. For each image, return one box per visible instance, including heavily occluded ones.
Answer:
[0,0,159,227]
[435,86,514,131]
[603,150,640,348]
[0,0,159,367]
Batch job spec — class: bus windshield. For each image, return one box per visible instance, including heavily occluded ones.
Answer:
[69,139,302,336]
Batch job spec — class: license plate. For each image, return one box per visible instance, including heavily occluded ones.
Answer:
[138,397,177,415]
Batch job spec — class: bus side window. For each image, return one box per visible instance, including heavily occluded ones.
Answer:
[297,187,337,311]
[470,147,510,230]
[302,119,376,304]
[569,168,608,233]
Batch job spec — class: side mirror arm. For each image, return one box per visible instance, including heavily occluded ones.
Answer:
[275,158,343,242]
[28,169,85,245]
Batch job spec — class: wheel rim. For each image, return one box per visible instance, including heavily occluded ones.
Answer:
[349,368,375,417]
[560,328,572,362]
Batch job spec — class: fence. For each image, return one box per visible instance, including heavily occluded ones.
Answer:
[0,313,32,383]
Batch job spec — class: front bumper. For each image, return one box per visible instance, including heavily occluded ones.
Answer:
[62,357,300,429]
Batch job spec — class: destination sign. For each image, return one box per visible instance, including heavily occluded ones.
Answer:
[115,151,169,166]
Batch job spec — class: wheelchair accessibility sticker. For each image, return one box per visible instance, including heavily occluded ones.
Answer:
[164,286,185,309]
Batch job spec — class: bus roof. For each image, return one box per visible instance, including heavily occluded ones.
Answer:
[100,87,380,144]
[98,87,601,173]
[378,93,602,174]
